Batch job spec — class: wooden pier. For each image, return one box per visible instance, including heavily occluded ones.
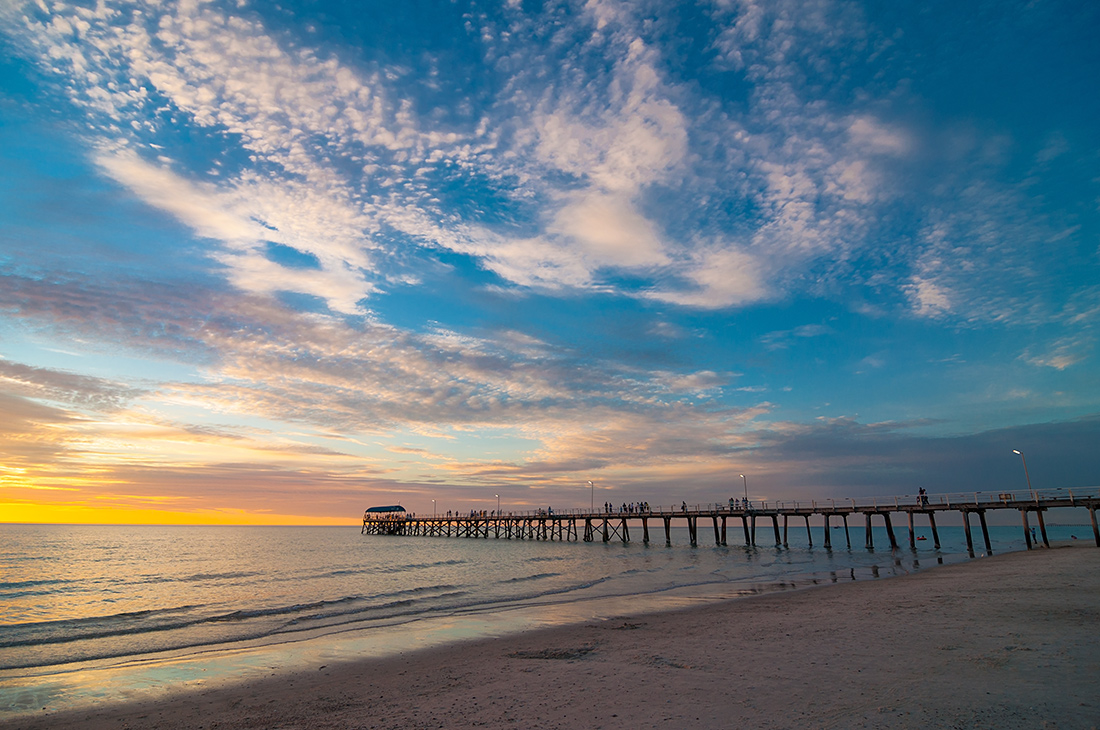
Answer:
[362,488,1100,555]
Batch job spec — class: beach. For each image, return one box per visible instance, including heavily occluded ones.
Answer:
[5,542,1097,730]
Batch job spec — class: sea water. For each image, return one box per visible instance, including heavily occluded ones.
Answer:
[0,520,1088,717]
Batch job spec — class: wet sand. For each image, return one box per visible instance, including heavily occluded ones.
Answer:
[5,543,1098,730]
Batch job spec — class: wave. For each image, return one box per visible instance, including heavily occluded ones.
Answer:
[0,582,475,651]
[500,572,560,584]
[0,578,74,591]
[374,558,470,573]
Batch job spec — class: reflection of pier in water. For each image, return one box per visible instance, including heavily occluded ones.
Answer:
[361,488,1100,556]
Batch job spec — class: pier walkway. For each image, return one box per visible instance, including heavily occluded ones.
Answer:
[362,487,1100,555]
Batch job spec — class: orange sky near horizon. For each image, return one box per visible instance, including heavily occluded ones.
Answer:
[0,500,357,526]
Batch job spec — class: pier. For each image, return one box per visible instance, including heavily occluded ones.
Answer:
[362,488,1100,555]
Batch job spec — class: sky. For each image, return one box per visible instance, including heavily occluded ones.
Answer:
[0,0,1098,525]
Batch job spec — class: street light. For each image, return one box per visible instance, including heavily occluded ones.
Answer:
[432,499,436,517]
[740,473,748,504]
[1012,449,1033,494]
[588,480,594,512]
[496,494,500,513]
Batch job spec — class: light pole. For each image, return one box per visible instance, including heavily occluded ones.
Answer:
[1012,449,1033,495]
[588,480,594,512]
[496,494,500,514]
[740,473,748,504]
[432,499,436,517]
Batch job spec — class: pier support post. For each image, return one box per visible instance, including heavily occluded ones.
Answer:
[772,515,781,547]
[842,514,850,548]
[721,516,727,546]
[750,514,757,546]
[823,514,831,548]
[804,515,813,547]
[962,511,974,556]
[782,514,789,547]
[977,510,992,554]
[883,512,898,550]
[620,518,630,544]
[1090,506,1099,547]
[602,518,610,543]
[927,512,940,549]
[642,518,650,544]
[1020,510,1032,549]
[688,516,698,547]
[864,513,874,549]
[712,516,721,546]
[743,515,752,546]
[1036,510,1050,547]
[584,518,593,542]
[664,517,672,546]
[908,512,915,550]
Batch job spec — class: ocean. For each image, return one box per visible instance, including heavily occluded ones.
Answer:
[0,519,1088,718]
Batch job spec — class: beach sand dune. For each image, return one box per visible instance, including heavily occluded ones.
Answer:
[6,544,1098,730]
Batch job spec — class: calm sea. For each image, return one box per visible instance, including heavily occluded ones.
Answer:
[0,520,1087,717]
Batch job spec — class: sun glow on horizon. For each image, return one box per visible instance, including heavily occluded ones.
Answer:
[0,500,356,526]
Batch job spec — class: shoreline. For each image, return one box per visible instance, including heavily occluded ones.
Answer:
[4,542,1097,729]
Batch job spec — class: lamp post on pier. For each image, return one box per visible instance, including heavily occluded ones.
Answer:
[1012,449,1033,496]
[588,480,594,512]
[740,473,748,506]
[432,499,436,517]
[496,494,500,514]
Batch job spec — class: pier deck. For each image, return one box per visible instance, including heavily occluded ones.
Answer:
[362,488,1100,555]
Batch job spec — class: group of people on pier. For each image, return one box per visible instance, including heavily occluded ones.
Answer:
[605,501,650,514]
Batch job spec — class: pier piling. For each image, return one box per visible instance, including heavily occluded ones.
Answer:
[1036,510,1050,547]
[883,513,898,550]
[962,511,974,556]
[977,510,992,554]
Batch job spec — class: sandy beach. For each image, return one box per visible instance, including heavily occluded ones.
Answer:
[6,543,1098,730]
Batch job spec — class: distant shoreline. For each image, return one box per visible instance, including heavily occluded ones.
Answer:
[5,542,1097,730]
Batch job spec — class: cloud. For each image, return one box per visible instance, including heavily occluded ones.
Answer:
[548,192,669,269]
[533,39,688,195]
[905,276,952,318]
[760,323,832,350]
[1021,338,1089,371]
[0,359,142,411]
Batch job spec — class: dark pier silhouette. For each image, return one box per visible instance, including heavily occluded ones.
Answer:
[362,488,1100,556]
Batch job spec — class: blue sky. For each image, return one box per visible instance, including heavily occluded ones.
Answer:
[0,0,1097,522]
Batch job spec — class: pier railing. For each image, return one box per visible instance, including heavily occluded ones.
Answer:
[414,487,1099,520]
